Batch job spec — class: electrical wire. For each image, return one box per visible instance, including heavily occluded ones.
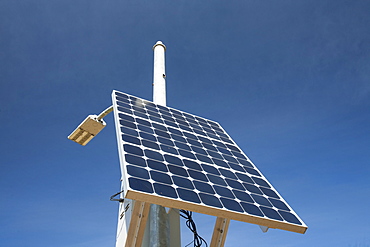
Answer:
[180,210,208,247]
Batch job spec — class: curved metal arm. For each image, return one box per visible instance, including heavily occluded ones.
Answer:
[97,106,113,121]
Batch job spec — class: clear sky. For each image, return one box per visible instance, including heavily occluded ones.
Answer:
[1,1,369,246]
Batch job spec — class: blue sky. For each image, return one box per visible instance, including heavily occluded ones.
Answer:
[1,0,369,246]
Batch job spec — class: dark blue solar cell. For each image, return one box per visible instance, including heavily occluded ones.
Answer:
[207,174,227,186]
[147,111,161,119]
[167,127,183,136]
[228,162,245,172]
[115,92,129,99]
[217,147,232,156]
[136,118,152,127]
[260,206,283,221]
[164,155,183,166]
[177,188,201,204]
[122,134,141,145]
[240,202,264,217]
[150,116,164,124]
[150,171,172,185]
[213,185,235,199]
[133,111,149,119]
[226,143,241,152]
[199,193,223,208]
[129,177,153,194]
[118,106,132,114]
[117,97,131,104]
[169,108,183,116]
[195,154,213,164]
[172,175,194,189]
[188,170,208,182]
[225,179,245,191]
[207,150,224,160]
[197,136,213,144]
[147,159,167,172]
[162,114,175,121]
[260,187,280,199]
[187,139,202,147]
[207,120,219,128]
[238,159,254,168]
[132,106,147,114]
[171,134,187,143]
[219,168,238,180]
[152,122,167,132]
[119,113,134,122]
[183,132,197,141]
[164,120,178,128]
[168,165,188,177]
[212,140,227,148]
[212,158,229,168]
[201,164,220,175]
[127,165,150,179]
[117,100,131,109]
[121,126,139,137]
[191,146,208,155]
[235,172,254,184]
[222,154,239,164]
[231,151,245,159]
[252,177,271,188]
[269,198,290,211]
[154,129,171,139]
[138,125,154,134]
[279,211,302,225]
[153,183,177,199]
[251,194,273,207]
[158,106,170,114]
[220,198,243,212]
[144,149,164,161]
[201,143,218,152]
[183,159,201,171]
[193,128,207,136]
[193,181,215,194]
[175,119,189,127]
[141,140,160,150]
[178,150,196,160]
[139,132,157,142]
[244,167,261,177]
[160,144,178,155]
[187,121,202,129]
[243,183,263,195]
[175,141,191,151]
[144,102,157,110]
[125,154,146,167]
[124,144,144,156]
[206,133,219,141]
[232,190,254,203]
[157,136,174,146]
[120,120,137,129]
[220,136,233,144]
[178,125,193,132]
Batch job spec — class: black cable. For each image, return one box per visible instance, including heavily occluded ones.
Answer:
[110,190,124,202]
[180,210,208,247]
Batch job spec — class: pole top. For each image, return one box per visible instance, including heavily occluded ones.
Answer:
[153,41,166,51]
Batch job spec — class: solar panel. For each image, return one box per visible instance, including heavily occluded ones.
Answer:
[112,90,307,234]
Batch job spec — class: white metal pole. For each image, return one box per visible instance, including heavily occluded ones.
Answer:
[152,41,167,106]
[145,41,181,247]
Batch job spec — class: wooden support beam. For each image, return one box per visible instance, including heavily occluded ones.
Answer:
[125,201,150,247]
[210,217,230,247]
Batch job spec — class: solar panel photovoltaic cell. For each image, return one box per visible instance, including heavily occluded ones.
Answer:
[112,90,307,234]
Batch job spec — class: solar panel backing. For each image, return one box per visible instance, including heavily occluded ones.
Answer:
[112,90,307,234]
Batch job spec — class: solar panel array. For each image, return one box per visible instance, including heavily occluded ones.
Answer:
[112,90,307,234]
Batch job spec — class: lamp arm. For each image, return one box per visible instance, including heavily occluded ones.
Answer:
[97,106,113,121]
